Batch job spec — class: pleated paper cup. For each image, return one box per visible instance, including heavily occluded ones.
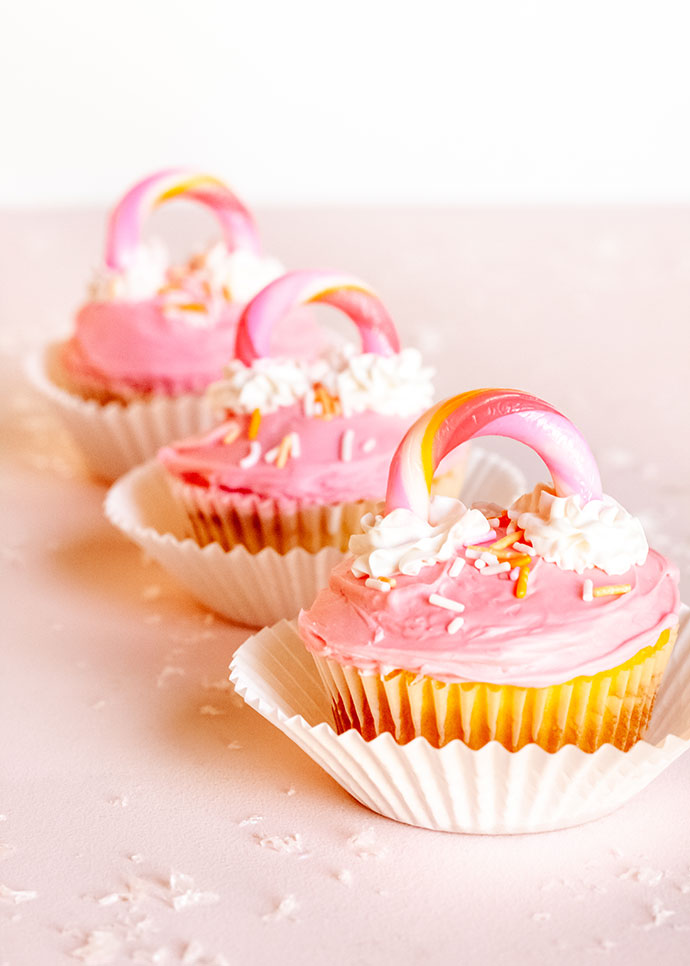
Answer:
[311,627,677,753]
[25,344,216,482]
[229,608,690,834]
[105,448,526,627]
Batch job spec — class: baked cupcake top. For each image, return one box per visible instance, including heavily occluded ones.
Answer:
[299,389,679,686]
[158,270,434,504]
[62,169,315,396]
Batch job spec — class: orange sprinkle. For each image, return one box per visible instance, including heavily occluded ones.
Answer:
[504,553,532,569]
[275,434,292,469]
[248,408,262,440]
[515,564,530,599]
[592,584,631,598]
[222,424,240,445]
[176,302,207,313]
[314,384,337,419]
[222,284,232,301]
[490,531,524,552]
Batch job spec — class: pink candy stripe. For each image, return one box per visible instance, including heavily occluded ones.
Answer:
[234,269,400,363]
[104,168,260,270]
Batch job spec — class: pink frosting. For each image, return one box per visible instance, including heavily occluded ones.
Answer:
[158,406,418,504]
[298,532,679,687]
[61,301,321,398]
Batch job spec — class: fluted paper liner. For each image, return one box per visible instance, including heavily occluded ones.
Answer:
[25,344,216,482]
[229,608,690,834]
[104,448,525,627]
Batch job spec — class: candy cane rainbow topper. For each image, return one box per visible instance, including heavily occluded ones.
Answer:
[234,269,401,363]
[104,168,261,271]
[386,388,603,519]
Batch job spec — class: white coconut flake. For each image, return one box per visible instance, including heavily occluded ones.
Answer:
[156,666,185,688]
[239,441,261,469]
[238,815,263,827]
[336,870,354,886]
[169,871,220,911]
[643,898,675,929]
[348,829,386,859]
[262,894,299,923]
[256,834,306,855]
[71,929,122,964]
[0,882,37,904]
[199,705,225,716]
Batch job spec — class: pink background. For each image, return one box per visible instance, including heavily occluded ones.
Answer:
[1,207,690,963]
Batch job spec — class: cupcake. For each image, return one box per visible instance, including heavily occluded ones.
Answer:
[299,388,680,753]
[158,269,466,556]
[28,168,318,480]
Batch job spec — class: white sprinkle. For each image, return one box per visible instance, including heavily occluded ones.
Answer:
[302,391,315,417]
[583,579,594,602]
[447,617,465,634]
[643,898,675,929]
[97,893,121,907]
[429,593,465,613]
[340,429,355,463]
[362,438,377,454]
[465,548,481,559]
[509,567,520,581]
[290,432,301,458]
[449,557,465,577]
[514,542,536,556]
[479,562,511,576]
[474,559,486,569]
[264,445,279,464]
[239,441,261,468]
[129,854,144,864]
[365,577,391,593]
[487,517,501,527]
[480,551,499,565]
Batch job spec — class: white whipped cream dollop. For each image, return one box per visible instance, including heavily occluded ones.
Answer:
[350,496,492,578]
[207,345,434,417]
[509,483,648,575]
[88,239,284,309]
[89,239,169,301]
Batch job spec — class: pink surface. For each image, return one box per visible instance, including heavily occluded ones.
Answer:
[2,207,690,964]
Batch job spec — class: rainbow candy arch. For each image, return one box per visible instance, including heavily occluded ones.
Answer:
[104,168,261,271]
[234,269,401,363]
[385,388,603,519]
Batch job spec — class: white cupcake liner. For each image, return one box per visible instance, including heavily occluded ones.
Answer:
[25,344,216,482]
[229,606,690,834]
[104,447,526,628]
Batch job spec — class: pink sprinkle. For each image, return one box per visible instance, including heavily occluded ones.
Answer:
[514,542,536,556]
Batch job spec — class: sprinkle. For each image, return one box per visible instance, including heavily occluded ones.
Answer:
[487,518,501,527]
[509,567,520,581]
[222,424,240,446]
[513,542,536,556]
[447,616,465,634]
[582,579,594,602]
[222,284,232,301]
[303,391,315,418]
[491,531,525,552]
[465,548,481,560]
[429,593,465,613]
[275,435,293,469]
[474,559,486,569]
[340,429,355,463]
[449,557,465,577]
[175,302,207,313]
[515,565,530,598]
[479,562,511,576]
[365,577,392,593]
[290,432,301,458]
[239,441,261,468]
[248,408,262,440]
[264,445,279,463]
[362,438,377,454]
[499,553,532,568]
[593,584,631,598]
[480,551,499,565]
